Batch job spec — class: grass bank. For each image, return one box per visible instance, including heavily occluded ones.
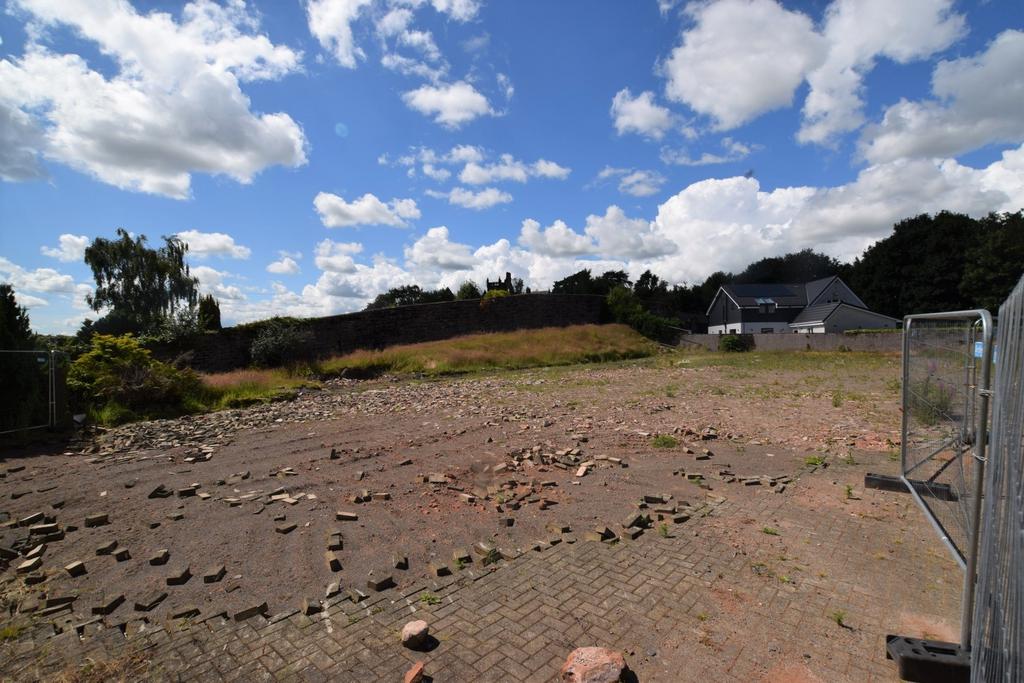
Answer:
[318,324,659,377]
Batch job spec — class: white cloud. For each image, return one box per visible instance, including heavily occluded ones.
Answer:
[860,30,1024,163]
[40,234,88,262]
[662,0,825,130]
[799,0,966,145]
[13,291,48,309]
[459,154,571,184]
[610,89,674,140]
[314,239,363,272]
[177,230,252,259]
[421,163,451,181]
[1,0,307,198]
[595,167,667,197]
[518,219,595,257]
[191,264,245,301]
[660,138,754,166]
[405,226,476,270]
[0,257,81,301]
[266,257,301,275]
[430,0,481,22]
[314,191,421,227]
[648,145,1024,282]
[497,72,514,100]
[427,187,513,210]
[0,101,46,181]
[584,206,678,260]
[306,0,372,68]
[401,81,493,128]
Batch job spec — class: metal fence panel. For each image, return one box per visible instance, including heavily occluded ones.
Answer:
[901,312,993,567]
[972,275,1024,682]
[0,350,65,435]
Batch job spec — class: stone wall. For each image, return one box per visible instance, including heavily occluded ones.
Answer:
[678,332,902,353]
[162,294,607,372]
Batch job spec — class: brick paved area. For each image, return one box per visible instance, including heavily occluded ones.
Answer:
[1,452,959,682]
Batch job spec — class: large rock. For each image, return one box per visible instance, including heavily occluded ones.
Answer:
[560,647,629,683]
[401,620,429,649]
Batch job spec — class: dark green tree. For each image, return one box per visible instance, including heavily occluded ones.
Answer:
[456,281,483,300]
[364,285,455,310]
[960,211,1024,311]
[552,269,631,296]
[0,283,34,349]
[197,294,222,331]
[84,228,199,335]
[733,249,843,284]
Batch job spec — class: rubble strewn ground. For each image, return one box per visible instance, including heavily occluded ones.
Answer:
[0,351,960,681]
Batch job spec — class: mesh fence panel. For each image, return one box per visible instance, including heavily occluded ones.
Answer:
[972,276,1024,682]
[902,315,991,565]
[0,350,53,434]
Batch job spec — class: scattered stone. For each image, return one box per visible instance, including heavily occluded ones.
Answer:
[430,562,451,577]
[393,555,408,570]
[275,523,297,534]
[335,511,358,521]
[150,484,173,499]
[176,485,198,498]
[65,560,87,577]
[328,532,344,551]
[203,566,226,583]
[401,620,429,649]
[134,591,167,612]
[560,647,629,683]
[17,557,41,573]
[92,594,125,616]
[171,606,200,619]
[404,661,426,683]
[114,548,131,562]
[233,602,268,621]
[96,540,118,555]
[84,513,109,528]
[348,587,368,603]
[150,549,170,566]
[166,566,192,586]
[325,552,342,572]
[325,582,341,599]
[29,522,58,536]
[329,448,339,460]
[25,543,46,558]
[166,512,184,521]
[301,597,321,615]
[367,573,395,591]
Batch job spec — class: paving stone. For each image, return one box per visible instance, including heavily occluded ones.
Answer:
[92,594,125,615]
[65,560,87,577]
[171,605,201,619]
[233,602,268,621]
[166,566,192,586]
[134,591,167,611]
[348,587,368,603]
[393,555,409,570]
[325,552,342,572]
[452,548,472,564]
[203,565,226,583]
[17,556,41,573]
[149,549,170,565]
[366,573,395,591]
[95,540,118,555]
[301,598,321,615]
[325,582,341,599]
[84,513,109,528]
[430,562,451,577]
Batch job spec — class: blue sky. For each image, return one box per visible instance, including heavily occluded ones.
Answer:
[1,0,1022,333]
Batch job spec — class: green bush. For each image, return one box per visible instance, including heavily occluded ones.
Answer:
[249,320,314,367]
[68,334,200,422]
[719,334,753,352]
[606,286,677,343]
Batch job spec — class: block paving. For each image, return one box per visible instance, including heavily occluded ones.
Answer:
[0,455,959,682]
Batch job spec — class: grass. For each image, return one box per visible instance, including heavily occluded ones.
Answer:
[195,368,316,410]
[804,455,826,468]
[419,592,441,606]
[668,349,897,373]
[0,624,24,641]
[762,526,780,536]
[651,434,679,449]
[318,324,658,378]
[830,609,848,627]
[658,523,670,538]
[53,653,151,683]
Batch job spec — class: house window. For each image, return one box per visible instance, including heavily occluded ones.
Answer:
[760,328,774,333]
[755,297,776,314]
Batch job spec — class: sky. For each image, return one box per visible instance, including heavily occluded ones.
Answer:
[0,0,1022,334]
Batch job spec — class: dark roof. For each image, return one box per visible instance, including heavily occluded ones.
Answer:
[790,302,843,325]
[803,276,837,305]
[721,283,807,307]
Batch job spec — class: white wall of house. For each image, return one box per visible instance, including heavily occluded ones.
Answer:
[708,322,791,334]
[793,325,827,334]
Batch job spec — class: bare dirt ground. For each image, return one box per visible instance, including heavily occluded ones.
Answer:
[0,350,959,681]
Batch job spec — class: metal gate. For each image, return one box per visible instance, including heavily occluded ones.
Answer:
[972,275,1024,682]
[0,349,67,435]
[901,310,994,646]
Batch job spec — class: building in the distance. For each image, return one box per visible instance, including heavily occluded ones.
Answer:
[705,276,900,334]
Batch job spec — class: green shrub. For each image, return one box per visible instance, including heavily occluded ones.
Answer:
[68,334,199,420]
[606,286,677,343]
[249,320,314,367]
[719,334,753,352]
